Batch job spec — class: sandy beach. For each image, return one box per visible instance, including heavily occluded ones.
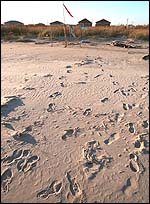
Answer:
[1,41,149,203]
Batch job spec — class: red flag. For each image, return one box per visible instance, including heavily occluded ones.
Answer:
[63,3,74,18]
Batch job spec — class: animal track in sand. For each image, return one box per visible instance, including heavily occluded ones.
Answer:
[94,74,102,78]
[121,89,129,96]
[49,92,62,99]
[123,103,135,110]
[134,134,149,154]
[47,103,56,112]
[113,81,119,85]
[37,180,62,199]
[61,127,81,140]
[142,120,149,129]
[125,122,135,134]
[23,86,35,90]
[62,129,74,140]
[59,75,66,80]
[104,133,120,145]
[100,97,109,103]
[60,82,65,87]
[66,65,72,69]
[1,168,13,193]
[83,108,92,116]
[82,140,112,180]
[77,81,87,84]
[43,73,53,78]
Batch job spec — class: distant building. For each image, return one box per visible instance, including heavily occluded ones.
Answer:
[50,21,64,26]
[128,24,135,28]
[35,23,46,26]
[95,19,111,26]
[4,20,24,25]
[78,18,92,27]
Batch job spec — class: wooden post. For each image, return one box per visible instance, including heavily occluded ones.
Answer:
[62,2,68,48]
[63,24,68,47]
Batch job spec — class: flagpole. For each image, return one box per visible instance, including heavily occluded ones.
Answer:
[50,18,53,47]
[62,1,68,48]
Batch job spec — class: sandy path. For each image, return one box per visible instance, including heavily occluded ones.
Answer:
[1,42,149,203]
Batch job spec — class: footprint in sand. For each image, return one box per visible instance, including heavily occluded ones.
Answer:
[82,140,112,180]
[49,92,62,99]
[1,168,13,193]
[104,133,120,145]
[121,177,131,194]
[16,158,26,172]
[83,108,92,116]
[120,176,139,196]
[1,122,15,130]
[37,180,62,199]
[47,103,56,112]
[129,153,145,174]
[2,149,24,165]
[129,153,139,173]
[21,155,39,173]
[16,149,31,172]
[65,171,80,196]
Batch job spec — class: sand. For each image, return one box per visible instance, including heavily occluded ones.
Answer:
[1,41,149,203]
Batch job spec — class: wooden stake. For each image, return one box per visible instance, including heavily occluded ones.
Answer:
[63,24,68,47]
[62,1,68,47]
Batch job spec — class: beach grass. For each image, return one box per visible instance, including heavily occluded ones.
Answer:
[1,24,149,41]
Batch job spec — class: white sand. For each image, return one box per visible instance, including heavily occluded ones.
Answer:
[1,41,149,203]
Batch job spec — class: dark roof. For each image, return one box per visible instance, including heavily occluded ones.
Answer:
[35,23,46,26]
[4,20,24,25]
[96,19,111,23]
[78,18,92,24]
[50,21,64,25]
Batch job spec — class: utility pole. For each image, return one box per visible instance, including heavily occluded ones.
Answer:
[126,18,128,29]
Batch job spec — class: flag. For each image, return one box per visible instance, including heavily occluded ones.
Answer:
[63,3,74,18]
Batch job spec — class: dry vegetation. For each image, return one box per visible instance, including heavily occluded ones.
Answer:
[1,24,149,41]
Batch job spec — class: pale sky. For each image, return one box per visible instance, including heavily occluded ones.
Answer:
[1,1,149,26]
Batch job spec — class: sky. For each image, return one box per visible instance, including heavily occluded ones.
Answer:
[1,1,149,26]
